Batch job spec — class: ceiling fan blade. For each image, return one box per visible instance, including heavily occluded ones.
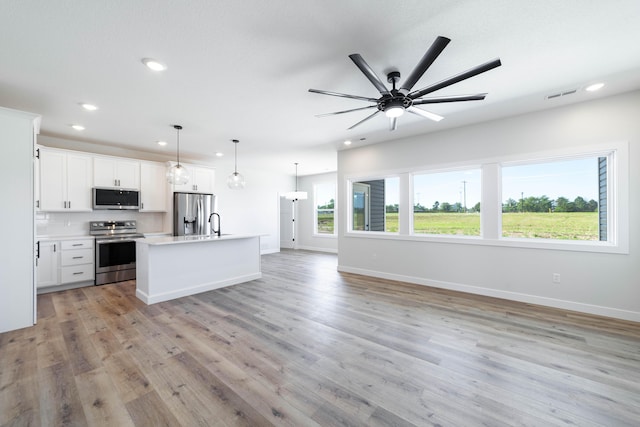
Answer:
[348,110,381,130]
[407,106,444,122]
[348,54,391,96]
[409,58,502,99]
[315,105,377,117]
[308,88,378,103]
[389,117,398,131]
[412,93,487,105]
[399,36,450,95]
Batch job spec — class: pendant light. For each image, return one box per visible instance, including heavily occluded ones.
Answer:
[285,163,308,200]
[167,125,190,185]
[227,139,245,189]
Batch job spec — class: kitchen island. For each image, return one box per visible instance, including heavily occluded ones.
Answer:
[135,234,261,304]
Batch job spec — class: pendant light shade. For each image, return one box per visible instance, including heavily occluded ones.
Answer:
[227,139,245,189]
[167,125,190,185]
[285,163,308,200]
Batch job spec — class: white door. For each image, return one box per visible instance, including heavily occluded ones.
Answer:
[280,197,294,249]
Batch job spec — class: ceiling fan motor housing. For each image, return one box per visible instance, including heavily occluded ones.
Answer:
[377,94,412,113]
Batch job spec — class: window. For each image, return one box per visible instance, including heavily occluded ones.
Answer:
[412,168,481,236]
[314,182,335,235]
[501,155,609,241]
[350,177,399,232]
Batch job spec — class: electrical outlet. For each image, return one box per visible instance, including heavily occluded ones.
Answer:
[552,273,561,284]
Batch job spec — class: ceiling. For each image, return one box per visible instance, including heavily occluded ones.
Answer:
[2,1,640,176]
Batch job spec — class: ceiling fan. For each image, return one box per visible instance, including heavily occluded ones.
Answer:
[309,36,501,131]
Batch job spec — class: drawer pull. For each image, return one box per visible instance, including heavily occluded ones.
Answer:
[72,272,84,275]
[72,256,83,259]
[72,244,83,246]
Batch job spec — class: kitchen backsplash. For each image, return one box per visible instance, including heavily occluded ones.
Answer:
[36,211,165,236]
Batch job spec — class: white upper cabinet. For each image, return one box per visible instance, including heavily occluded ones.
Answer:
[94,157,140,189]
[140,161,168,212]
[39,149,93,211]
[170,162,215,194]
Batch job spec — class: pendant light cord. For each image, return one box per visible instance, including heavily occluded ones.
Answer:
[174,125,183,167]
[233,139,239,174]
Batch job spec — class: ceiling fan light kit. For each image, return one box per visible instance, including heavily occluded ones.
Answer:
[309,35,501,131]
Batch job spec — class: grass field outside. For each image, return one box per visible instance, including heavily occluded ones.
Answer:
[382,212,598,240]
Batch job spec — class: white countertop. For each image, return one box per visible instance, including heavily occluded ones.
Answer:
[137,234,260,246]
[36,235,94,241]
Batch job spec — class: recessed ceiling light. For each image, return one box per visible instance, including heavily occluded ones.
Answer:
[71,124,85,131]
[157,140,168,146]
[80,103,98,111]
[215,152,224,157]
[343,140,352,146]
[142,58,167,71]
[586,82,605,92]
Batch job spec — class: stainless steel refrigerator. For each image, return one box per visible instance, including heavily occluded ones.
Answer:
[173,192,217,236]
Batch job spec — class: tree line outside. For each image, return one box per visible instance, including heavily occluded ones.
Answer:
[385,195,598,214]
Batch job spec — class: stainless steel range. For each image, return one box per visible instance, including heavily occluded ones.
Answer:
[90,220,144,285]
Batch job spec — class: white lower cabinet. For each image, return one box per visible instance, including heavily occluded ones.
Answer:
[60,239,94,284]
[36,240,59,288]
[37,237,95,290]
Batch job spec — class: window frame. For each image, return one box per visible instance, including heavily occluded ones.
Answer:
[498,148,620,248]
[343,141,628,254]
[409,165,483,238]
[313,181,337,237]
[346,173,401,236]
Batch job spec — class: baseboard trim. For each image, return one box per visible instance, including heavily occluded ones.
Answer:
[136,272,262,305]
[296,245,338,254]
[337,265,640,323]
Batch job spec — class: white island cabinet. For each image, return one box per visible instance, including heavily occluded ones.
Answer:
[135,234,261,304]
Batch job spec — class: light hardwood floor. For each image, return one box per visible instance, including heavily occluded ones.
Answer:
[1,249,639,426]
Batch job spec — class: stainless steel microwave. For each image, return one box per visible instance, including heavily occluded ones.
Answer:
[93,187,140,210]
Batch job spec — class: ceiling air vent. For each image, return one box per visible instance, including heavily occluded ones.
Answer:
[546,89,577,100]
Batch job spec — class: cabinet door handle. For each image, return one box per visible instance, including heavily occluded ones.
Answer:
[73,272,84,275]
[72,243,83,246]
[64,201,67,208]
[72,256,83,259]
[54,244,56,252]
[68,201,71,209]
[36,200,40,208]
[36,241,40,259]
[141,202,144,209]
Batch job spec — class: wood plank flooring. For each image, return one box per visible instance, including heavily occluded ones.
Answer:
[2,249,640,426]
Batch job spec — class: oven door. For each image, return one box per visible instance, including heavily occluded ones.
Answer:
[95,238,137,274]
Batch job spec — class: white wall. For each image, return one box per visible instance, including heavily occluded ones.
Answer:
[213,156,293,254]
[296,172,338,253]
[338,90,640,321]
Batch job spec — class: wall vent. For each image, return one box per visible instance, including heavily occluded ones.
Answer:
[546,89,577,100]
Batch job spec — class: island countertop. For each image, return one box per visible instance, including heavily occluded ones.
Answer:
[137,233,260,246]
[135,234,262,304]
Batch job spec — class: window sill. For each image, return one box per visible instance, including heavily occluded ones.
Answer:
[344,231,628,254]
[312,233,337,239]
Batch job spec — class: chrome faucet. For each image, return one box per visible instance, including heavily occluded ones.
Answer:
[208,212,221,237]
